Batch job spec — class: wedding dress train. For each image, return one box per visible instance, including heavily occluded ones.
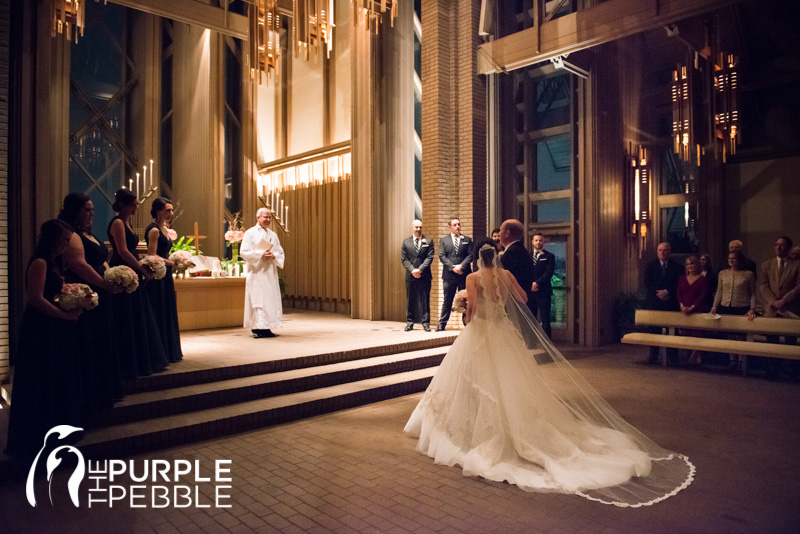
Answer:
[404,257,694,507]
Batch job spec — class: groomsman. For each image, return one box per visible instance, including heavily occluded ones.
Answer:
[401,220,435,331]
[436,218,473,331]
[531,232,556,338]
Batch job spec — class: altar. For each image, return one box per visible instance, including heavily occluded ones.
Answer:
[174,277,246,331]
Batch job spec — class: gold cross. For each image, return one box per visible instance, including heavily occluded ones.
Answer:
[186,222,207,255]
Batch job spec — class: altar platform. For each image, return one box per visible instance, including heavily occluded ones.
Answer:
[0,310,460,466]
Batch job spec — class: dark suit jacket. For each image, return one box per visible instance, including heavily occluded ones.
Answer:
[501,241,536,309]
[401,235,435,282]
[531,249,556,296]
[438,234,473,281]
[644,259,682,311]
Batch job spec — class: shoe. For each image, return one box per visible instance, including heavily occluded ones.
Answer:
[423,325,431,332]
[435,325,446,332]
[405,325,413,331]
[263,330,277,338]
[252,330,265,338]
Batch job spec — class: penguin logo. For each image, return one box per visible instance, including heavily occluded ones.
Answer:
[26,425,85,507]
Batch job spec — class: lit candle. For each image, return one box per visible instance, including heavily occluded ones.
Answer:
[143,165,147,194]
[150,159,154,189]
[285,206,289,231]
[128,179,133,190]
[280,199,284,220]
[136,173,140,199]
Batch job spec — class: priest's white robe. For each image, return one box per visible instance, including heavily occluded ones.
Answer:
[240,224,285,330]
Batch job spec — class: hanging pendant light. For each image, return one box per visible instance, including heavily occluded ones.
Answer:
[249,0,281,84]
[353,0,397,34]
[293,0,335,61]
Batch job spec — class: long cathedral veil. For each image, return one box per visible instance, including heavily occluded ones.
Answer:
[479,246,695,506]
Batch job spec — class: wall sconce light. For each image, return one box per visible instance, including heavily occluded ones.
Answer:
[713,52,740,162]
[626,144,651,258]
[672,53,705,166]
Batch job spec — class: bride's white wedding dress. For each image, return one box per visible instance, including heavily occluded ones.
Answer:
[404,258,694,507]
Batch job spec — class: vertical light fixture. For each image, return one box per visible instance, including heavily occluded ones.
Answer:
[52,0,86,42]
[293,0,335,61]
[353,0,398,34]
[672,53,704,166]
[626,144,651,258]
[713,52,740,162]
[250,0,281,84]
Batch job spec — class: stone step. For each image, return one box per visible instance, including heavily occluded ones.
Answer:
[81,367,437,458]
[125,336,457,393]
[95,347,447,427]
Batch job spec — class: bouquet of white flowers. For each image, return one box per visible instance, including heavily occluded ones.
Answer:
[140,255,167,280]
[104,265,139,293]
[452,289,468,314]
[55,283,99,312]
[169,250,195,274]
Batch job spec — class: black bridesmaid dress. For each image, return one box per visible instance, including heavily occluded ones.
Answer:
[6,257,85,458]
[145,223,183,362]
[66,233,124,408]
[107,216,168,377]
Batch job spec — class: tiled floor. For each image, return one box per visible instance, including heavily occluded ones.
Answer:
[1,342,799,533]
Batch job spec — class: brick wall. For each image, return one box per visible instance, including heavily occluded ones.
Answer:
[421,0,486,328]
[0,0,9,383]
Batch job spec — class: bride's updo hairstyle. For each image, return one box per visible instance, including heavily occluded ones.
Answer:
[473,236,498,269]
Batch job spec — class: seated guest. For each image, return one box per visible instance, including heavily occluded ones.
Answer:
[790,245,800,261]
[6,220,85,458]
[711,250,756,370]
[678,256,709,365]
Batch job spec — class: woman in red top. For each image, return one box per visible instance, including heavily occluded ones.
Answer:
[677,256,709,365]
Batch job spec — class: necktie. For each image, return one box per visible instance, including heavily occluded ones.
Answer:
[454,236,460,250]
[414,237,420,252]
[533,252,538,266]
[662,262,667,275]
[778,258,785,281]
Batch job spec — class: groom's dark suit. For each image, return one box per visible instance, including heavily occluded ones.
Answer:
[501,241,537,317]
[401,235,435,327]
[438,234,473,328]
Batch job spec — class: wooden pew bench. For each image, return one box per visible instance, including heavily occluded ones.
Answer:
[621,310,800,375]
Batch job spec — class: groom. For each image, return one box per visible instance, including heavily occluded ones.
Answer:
[436,218,473,331]
[499,219,537,317]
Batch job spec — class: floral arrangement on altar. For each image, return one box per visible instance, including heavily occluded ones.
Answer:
[224,211,245,263]
[55,283,99,312]
[169,250,195,276]
[140,255,167,280]
[104,265,139,293]
[452,289,468,314]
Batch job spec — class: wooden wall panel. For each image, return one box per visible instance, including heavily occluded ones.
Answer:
[276,179,351,313]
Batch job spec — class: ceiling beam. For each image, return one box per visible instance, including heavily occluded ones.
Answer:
[477,0,740,75]
[109,0,249,40]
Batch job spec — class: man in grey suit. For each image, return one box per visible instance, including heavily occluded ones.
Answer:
[401,220,435,331]
[436,218,473,331]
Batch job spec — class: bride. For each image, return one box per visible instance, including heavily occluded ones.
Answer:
[404,238,694,507]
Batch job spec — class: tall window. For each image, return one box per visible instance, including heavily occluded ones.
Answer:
[223,36,243,216]
[69,1,136,235]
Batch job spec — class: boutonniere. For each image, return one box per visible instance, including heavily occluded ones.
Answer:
[421,239,427,244]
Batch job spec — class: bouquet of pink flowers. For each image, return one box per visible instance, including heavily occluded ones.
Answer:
[140,255,167,280]
[104,265,139,293]
[55,283,99,312]
[169,250,195,273]
[224,212,245,263]
[452,289,468,314]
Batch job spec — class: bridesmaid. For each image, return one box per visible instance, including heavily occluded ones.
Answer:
[59,193,124,409]
[6,220,85,458]
[145,197,183,362]
[107,189,169,377]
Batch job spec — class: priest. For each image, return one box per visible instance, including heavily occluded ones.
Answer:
[240,208,285,338]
